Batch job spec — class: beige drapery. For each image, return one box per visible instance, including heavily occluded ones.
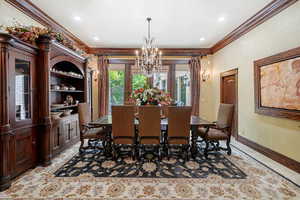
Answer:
[189,57,201,116]
[98,56,109,117]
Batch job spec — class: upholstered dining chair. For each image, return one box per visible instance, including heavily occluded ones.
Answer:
[196,103,234,158]
[78,103,108,154]
[111,105,136,160]
[166,106,192,160]
[138,106,162,160]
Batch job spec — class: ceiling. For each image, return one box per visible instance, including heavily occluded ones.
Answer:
[31,0,272,48]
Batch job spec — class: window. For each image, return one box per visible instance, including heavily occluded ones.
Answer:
[175,64,191,106]
[15,59,31,121]
[108,64,125,112]
[132,73,147,91]
[153,66,168,92]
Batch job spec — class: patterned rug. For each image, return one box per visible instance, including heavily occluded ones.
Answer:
[0,143,299,200]
[54,149,247,179]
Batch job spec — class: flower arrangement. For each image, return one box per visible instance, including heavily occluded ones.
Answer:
[130,87,172,106]
[0,22,85,55]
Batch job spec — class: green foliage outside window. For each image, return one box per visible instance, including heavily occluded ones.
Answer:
[132,74,147,91]
[109,70,124,105]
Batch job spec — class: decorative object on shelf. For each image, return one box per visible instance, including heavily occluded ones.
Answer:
[51,112,63,120]
[65,95,74,105]
[0,22,86,56]
[135,17,162,77]
[50,68,83,79]
[60,84,69,91]
[130,87,172,106]
[51,104,65,108]
[51,84,60,90]
[62,109,73,116]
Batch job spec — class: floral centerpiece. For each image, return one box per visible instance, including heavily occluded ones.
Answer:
[130,87,172,106]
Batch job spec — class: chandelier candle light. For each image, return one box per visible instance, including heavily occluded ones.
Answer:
[135,17,162,77]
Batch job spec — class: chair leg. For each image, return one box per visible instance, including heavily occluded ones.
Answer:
[79,138,84,154]
[204,140,209,159]
[226,139,232,155]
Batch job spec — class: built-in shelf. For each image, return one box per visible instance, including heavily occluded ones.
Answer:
[51,90,84,93]
[50,71,83,79]
[51,104,78,111]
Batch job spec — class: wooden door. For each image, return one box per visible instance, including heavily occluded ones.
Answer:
[220,69,238,138]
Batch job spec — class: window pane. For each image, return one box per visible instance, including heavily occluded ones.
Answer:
[15,59,31,121]
[153,66,168,92]
[109,67,125,112]
[175,65,191,106]
[132,74,147,91]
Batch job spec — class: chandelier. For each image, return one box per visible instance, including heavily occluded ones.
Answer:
[135,17,162,77]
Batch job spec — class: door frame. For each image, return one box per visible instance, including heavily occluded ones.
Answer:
[220,68,238,138]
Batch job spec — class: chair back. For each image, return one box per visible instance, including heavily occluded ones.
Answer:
[112,105,135,144]
[138,106,161,144]
[78,103,91,132]
[216,104,234,129]
[168,106,192,144]
[161,105,169,118]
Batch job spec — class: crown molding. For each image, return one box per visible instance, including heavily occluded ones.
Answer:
[5,0,89,51]
[5,0,298,55]
[211,0,298,53]
[88,48,212,56]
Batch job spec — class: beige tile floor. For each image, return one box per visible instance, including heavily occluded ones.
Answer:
[231,138,300,186]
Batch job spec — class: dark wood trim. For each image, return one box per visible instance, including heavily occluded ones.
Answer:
[220,68,238,138]
[5,0,89,51]
[237,135,300,173]
[211,0,299,53]
[88,48,212,56]
[254,46,300,121]
[167,64,176,99]
[124,64,132,102]
[108,59,189,65]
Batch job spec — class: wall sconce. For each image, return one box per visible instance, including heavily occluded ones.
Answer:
[92,69,99,81]
[201,69,210,82]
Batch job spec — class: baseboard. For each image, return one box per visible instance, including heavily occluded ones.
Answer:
[236,135,300,173]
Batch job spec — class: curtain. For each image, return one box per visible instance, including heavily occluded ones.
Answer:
[98,56,109,117]
[189,57,201,116]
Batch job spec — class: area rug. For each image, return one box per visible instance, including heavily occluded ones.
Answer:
[54,149,247,179]
[0,143,299,200]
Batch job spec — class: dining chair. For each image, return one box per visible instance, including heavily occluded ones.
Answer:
[111,105,136,160]
[196,103,234,158]
[138,106,162,160]
[166,106,192,160]
[78,103,108,154]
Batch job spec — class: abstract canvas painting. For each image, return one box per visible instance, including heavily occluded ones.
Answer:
[260,58,300,110]
[254,46,300,120]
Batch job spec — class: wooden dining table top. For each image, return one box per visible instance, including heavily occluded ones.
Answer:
[90,115,214,128]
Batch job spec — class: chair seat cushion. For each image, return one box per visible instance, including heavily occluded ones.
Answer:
[197,127,229,140]
[83,127,106,139]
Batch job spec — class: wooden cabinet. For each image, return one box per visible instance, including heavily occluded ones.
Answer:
[51,115,79,157]
[0,34,38,191]
[0,33,87,191]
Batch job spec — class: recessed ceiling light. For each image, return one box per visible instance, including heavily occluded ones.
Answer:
[93,36,99,41]
[200,37,205,41]
[74,16,81,21]
[218,16,225,22]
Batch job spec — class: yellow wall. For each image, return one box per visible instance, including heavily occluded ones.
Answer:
[0,0,44,27]
[200,1,300,162]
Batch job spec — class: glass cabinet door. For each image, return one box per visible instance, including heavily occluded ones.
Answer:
[15,59,31,121]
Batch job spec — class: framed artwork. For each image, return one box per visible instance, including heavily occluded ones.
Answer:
[254,46,300,121]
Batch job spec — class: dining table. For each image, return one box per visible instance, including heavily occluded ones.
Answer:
[90,115,214,155]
